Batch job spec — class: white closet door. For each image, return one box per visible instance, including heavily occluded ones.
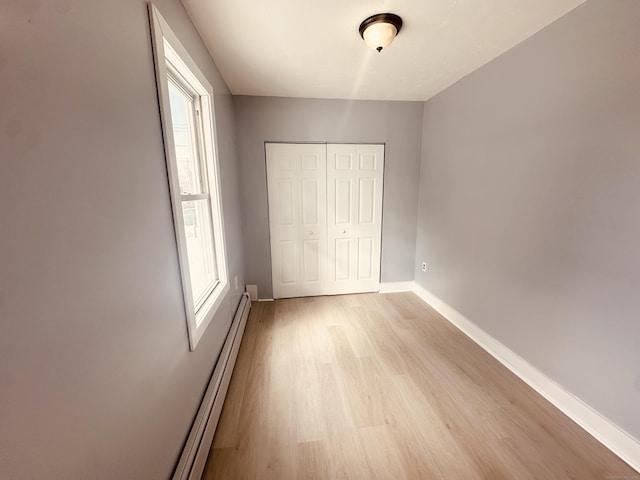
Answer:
[326,144,384,294]
[266,143,327,299]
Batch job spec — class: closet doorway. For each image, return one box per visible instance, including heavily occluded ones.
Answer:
[266,143,384,299]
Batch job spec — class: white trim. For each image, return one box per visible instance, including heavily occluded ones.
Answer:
[410,282,640,473]
[379,281,414,293]
[149,3,229,350]
[172,293,251,480]
[257,298,275,302]
[245,284,258,301]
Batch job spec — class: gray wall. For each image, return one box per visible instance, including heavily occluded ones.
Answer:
[234,96,423,298]
[0,1,244,478]
[415,0,640,440]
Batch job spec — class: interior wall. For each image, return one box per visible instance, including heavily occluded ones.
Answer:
[0,1,244,478]
[234,96,423,298]
[415,0,640,440]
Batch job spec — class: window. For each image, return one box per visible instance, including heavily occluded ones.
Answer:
[149,5,229,350]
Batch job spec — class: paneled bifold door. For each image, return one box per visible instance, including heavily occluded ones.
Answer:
[266,143,384,299]
[326,144,384,295]
[266,144,327,299]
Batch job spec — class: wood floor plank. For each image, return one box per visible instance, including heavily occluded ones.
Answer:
[316,362,373,479]
[297,440,332,479]
[385,373,486,480]
[204,293,638,479]
[358,425,406,480]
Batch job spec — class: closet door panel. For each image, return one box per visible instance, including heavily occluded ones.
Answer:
[267,143,383,299]
[327,144,384,294]
[266,143,327,298]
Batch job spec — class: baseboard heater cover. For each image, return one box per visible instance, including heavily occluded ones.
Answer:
[173,292,251,480]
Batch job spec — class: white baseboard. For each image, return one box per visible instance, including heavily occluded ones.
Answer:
[379,281,415,293]
[173,293,252,480]
[411,282,640,473]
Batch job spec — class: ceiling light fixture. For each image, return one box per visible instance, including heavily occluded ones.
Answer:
[359,13,403,53]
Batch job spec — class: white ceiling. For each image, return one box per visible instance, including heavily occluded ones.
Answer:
[181,0,585,101]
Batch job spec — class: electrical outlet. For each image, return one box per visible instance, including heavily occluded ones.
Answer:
[421,262,427,272]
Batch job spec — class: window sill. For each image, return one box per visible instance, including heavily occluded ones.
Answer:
[191,280,230,350]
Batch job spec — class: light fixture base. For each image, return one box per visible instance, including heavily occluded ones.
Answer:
[359,13,403,52]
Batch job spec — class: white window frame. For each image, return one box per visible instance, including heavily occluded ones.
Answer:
[149,4,229,350]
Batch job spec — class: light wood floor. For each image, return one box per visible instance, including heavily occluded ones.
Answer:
[203,292,637,479]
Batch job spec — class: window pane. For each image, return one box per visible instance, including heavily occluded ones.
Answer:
[168,79,203,195]
[182,199,218,314]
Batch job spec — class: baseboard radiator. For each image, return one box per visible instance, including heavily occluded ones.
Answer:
[173,292,251,480]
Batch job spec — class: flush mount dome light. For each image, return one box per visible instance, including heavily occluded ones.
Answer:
[359,13,403,53]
